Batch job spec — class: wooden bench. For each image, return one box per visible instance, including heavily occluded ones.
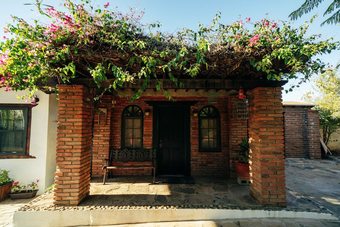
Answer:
[102,148,156,184]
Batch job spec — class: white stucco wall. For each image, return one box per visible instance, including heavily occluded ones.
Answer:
[0,88,57,194]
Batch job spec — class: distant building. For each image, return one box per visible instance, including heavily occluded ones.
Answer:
[283,102,321,159]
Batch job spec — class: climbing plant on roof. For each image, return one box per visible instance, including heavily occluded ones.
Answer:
[0,0,338,98]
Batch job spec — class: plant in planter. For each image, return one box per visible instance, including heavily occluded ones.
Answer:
[9,180,39,199]
[0,169,13,201]
[235,138,250,184]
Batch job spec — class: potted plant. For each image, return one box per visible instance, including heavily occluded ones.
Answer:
[9,180,39,199]
[0,169,13,201]
[235,137,250,184]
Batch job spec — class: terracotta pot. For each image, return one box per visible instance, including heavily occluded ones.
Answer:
[0,181,13,201]
[235,162,250,179]
[9,190,38,199]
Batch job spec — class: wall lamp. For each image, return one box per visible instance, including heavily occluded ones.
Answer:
[238,87,246,100]
[144,109,151,116]
[31,96,40,107]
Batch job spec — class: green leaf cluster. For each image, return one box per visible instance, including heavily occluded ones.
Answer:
[0,0,338,99]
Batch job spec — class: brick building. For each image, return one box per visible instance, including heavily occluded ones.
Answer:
[283,102,321,159]
[54,79,287,207]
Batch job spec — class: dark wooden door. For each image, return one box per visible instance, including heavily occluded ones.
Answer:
[154,104,190,176]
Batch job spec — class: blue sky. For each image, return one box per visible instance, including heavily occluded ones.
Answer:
[0,0,339,101]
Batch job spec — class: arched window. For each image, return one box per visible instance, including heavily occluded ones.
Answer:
[122,105,143,148]
[199,106,221,152]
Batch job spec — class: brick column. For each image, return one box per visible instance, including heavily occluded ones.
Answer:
[248,87,286,206]
[54,85,93,206]
[92,95,112,176]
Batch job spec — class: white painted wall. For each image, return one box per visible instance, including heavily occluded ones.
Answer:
[0,88,57,194]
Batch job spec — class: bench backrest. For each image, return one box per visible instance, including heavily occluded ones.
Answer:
[109,148,156,163]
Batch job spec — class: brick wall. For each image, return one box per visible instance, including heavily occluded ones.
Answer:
[284,106,321,159]
[190,98,229,176]
[54,85,93,205]
[91,95,113,177]
[101,93,233,177]
[248,87,286,206]
[110,97,153,176]
[228,96,248,176]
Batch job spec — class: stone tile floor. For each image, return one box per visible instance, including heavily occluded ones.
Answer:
[82,177,259,208]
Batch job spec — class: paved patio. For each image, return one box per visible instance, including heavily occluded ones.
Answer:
[1,157,340,226]
[286,157,340,218]
[84,177,259,208]
[17,177,261,211]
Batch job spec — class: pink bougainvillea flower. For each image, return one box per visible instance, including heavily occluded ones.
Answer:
[0,53,9,65]
[46,7,59,17]
[249,34,260,47]
[44,23,60,37]
[262,19,270,27]
[246,17,251,23]
[104,2,110,8]
[49,24,60,32]
[0,76,5,84]
[5,86,11,91]
[271,22,278,29]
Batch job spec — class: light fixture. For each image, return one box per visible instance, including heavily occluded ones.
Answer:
[144,109,150,116]
[238,88,246,100]
[31,96,39,107]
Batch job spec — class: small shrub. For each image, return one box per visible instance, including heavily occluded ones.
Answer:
[11,179,39,193]
[0,169,13,186]
[239,138,249,163]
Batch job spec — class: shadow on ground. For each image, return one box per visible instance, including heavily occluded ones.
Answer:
[286,157,340,218]
[80,177,258,208]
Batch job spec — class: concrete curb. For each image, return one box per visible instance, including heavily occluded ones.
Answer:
[13,208,338,227]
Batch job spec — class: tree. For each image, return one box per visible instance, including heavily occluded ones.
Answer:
[317,107,340,144]
[306,69,340,144]
[289,0,340,25]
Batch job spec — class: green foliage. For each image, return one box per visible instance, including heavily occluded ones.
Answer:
[0,169,13,186]
[317,107,340,144]
[315,69,340,144]
[0,0,338,99]
[315,69,340,118]
[11,179,39,193]
[289,0,340,25]
[305,69,340,145]
[239,137,249,163]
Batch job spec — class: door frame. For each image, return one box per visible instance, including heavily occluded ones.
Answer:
[149,101,194,176]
